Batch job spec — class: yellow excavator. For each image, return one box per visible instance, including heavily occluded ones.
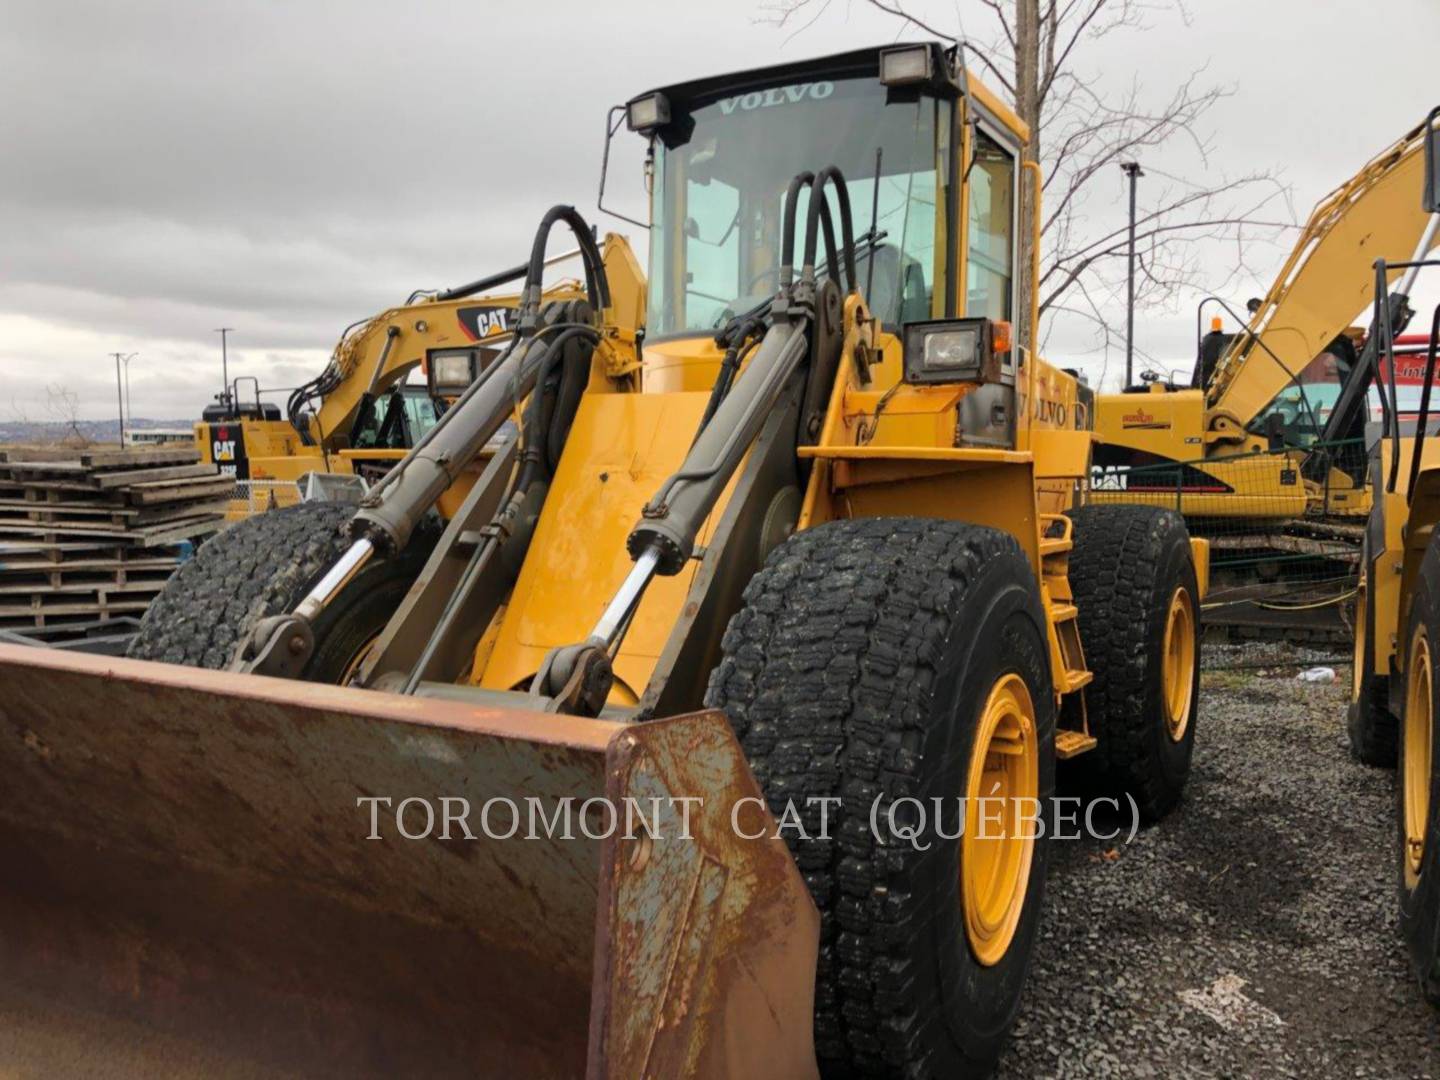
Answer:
[0,43,1207,1076]
[1345,110,1440,1003]
[1093,109,1440,522]
[196,246,642,519]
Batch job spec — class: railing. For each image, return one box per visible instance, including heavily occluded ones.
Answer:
[1089,439,1369,629]
[226,479,303,518]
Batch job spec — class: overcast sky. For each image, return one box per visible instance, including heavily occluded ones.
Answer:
[2,0,1437,421]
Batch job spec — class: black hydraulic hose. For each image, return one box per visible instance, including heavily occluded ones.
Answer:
[1374,260,1403,492]
[802,165,858,293]
[521,206,610,322]
[434,260,529,303]
[696,319,763,440]
[812,196,841,290]
[780,172,816,290]
[779,171,842,292]
[513,325,602,493]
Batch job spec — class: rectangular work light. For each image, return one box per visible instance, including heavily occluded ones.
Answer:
[879,45,933,87]
[625,92,671,133]
[902,318,1010,385]
[427,348,480,397]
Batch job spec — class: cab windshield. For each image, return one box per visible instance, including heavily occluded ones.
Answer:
[647,77,951,337]
[1251,345,1356,447]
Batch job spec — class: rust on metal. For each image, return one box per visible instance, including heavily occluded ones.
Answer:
[588,711,820,1080]
[0,646,819,1077]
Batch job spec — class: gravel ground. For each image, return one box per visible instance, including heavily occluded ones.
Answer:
[998,641,1440,1078]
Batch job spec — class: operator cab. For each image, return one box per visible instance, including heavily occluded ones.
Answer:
[627,42,1020,345]
[616,43,1075,453]
[203,378,282,423]
[350,384,441,451]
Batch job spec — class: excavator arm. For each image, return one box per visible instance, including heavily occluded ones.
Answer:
[1207,112,1440,435]
[303,236,645,448]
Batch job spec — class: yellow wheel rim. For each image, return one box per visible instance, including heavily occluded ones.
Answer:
[1161,586,1196,742]
[339,633,381,687]
[1405,626,1433,886]
[962,673,1039,967]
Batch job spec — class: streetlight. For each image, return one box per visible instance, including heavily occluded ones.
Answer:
[121,354,137,445]
[214,327,234,410]
[1121,161,1144,387]
[108,351,136,445]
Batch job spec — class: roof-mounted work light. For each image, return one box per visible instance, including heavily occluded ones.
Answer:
[625,92,671,134]
[879,45,933,88]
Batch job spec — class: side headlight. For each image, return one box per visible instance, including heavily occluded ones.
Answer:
[902,318,1010,385]
[428,349,478,396]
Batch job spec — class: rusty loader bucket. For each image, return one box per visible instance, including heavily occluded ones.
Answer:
[0,645,818,1078]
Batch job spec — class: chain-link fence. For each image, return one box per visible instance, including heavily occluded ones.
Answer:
[226,479,303,520]
[1090,439,1368,638]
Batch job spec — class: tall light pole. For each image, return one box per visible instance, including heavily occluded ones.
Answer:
[108,351,135,445]
[214,327,234,408]
[122,354,137,444]
[1121,162,1144,387]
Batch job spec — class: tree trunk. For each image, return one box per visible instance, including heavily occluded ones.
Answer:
[1013,0,1041,351]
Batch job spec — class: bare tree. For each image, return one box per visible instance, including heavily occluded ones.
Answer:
[762,0,1294,381]
[44,384,90,447]
[5,398,43,445]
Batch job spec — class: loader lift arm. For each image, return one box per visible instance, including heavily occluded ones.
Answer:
[533,166,870,712]
[233,207,622,679]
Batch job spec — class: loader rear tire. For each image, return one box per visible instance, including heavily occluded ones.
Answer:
[1064,504,1200,822]
[1397,536,1440,1006]
[128,502,437,682]
[706,518,1056,1077]
[1349,541,1398,767]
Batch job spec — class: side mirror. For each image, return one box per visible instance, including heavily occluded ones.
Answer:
[597,105,651,231]
[1424,105,1440,214]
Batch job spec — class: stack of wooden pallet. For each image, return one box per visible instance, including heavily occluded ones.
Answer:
[0,447,229,637]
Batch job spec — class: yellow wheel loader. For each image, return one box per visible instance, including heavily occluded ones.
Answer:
[0,44,1207,1076]
[1346,123,1440,1001]
[196,241,643,520]
[1093,107,1440,522]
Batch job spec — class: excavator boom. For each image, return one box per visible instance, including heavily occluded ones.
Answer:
[1209,113,1440,428]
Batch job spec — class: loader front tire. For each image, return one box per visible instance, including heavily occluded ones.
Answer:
[129,502,436,681]
[706,518,1056,1076]
[1065,504,1200,822]
[1398,536,1440,1006]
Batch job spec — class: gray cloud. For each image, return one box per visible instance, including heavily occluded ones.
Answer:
[1,0,1436,419]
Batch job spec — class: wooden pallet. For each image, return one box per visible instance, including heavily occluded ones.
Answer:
[0,568,177,592]
[0,447,201,469]
[0,595,155,625]
[0,449,220,638]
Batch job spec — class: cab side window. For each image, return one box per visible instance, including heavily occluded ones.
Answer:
[967,129,1015,322]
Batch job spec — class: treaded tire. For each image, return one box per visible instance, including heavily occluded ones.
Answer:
[705,518,1056,1076]
[1349,539,1398,767]
[1065,504,1200,822]
[128,503,437,681]
[1397,531,1440,1006]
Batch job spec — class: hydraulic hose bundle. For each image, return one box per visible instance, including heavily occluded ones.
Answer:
[533,165,865,712]
[344,206,610,555]
[232,205,612,679]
